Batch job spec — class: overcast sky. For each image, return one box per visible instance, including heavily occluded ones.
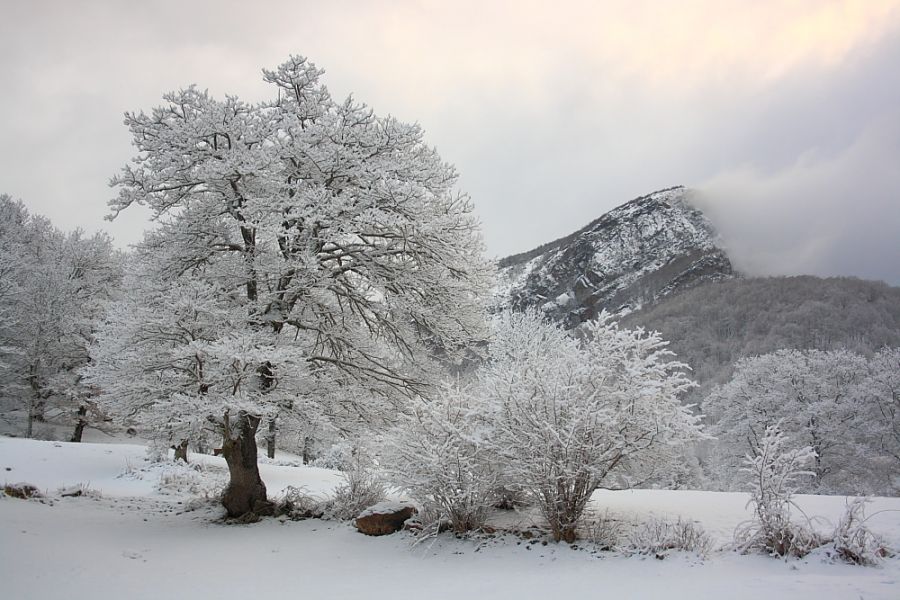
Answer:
[2,0,899,283]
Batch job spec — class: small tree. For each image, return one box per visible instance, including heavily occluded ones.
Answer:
[483,311,703,542]
[735,423,821,557]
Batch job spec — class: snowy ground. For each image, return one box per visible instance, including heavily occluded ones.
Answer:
[2,437,899,600]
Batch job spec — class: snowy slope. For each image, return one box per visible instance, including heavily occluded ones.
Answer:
[494,187,734,327]
[2,437,899,600]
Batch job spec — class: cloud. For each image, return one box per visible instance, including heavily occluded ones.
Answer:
[693,111,900,284]
[1,1,899,285]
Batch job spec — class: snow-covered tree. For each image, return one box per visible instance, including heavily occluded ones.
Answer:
[735,423,821,557]
[0,196,30,416]
[481,311,703,542]
[87,254,237,458]
[100,55,491,517]
[703,349,889,493]
[0,195,122,440]
[861,347,900,489]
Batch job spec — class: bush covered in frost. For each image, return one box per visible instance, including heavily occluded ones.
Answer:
[734,423,823,557]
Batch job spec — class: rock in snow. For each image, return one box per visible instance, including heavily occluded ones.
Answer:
[355,501,418,536]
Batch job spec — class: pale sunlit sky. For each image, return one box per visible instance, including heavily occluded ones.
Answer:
[2,0,899,282]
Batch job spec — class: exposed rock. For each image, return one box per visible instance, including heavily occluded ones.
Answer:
[355,501,417,536]
[494,186,734,328]
[59,486,84,498]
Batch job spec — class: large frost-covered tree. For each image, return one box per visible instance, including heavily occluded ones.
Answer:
[97,55,491,517]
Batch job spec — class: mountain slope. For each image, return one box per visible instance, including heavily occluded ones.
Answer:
[494,186,734,327]
[619,275,900,393]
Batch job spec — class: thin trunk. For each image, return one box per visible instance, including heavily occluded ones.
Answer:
[258,362,277,460]
[302,436,311,465]
[27,365,44,436]
[266,417,276,459]
[26,401,34,438]
[173,439,189,463]
[239,224,258,302]
[221,411,271,518]
[70,405,88,442]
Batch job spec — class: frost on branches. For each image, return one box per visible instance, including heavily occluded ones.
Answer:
[735,423,822,557]
[95,54,491,518]
[385,311,704,542]
[85,257,246,459]
[482,312,704,542]
[0,195,123,441]
[383,381,500,534]
[704,348,900,494]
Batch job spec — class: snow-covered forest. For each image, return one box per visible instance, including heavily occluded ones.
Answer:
[2,49,900,599]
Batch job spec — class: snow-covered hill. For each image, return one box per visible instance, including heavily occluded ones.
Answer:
[494,187,734,327]
[2,437,899,600]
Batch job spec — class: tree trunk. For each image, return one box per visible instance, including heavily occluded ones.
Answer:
[221,411,271,518]
[28,366,45,424]
[26,402,34,438]
[557,524,578,543]
[266,417,276,459]
[26,377,39,438]
[173,439,189,463]
[70,405,88,442]
[302,436,311,465]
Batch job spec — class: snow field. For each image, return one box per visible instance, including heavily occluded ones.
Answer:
[2,436,899,600]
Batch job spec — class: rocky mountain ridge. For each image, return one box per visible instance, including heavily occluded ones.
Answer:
[494,186,734,327]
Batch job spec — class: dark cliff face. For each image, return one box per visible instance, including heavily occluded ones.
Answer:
[493,186,735,328]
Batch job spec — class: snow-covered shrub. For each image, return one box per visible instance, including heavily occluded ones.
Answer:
[404,503,452,541]
[382,383,498,534]
[491,484,528,510]
[311,442,356,471]
[483,311,703,543]
[274,485,324,520]
[3,482,41,499]
[626,516,713,558]
[155,462,223,498]
[830,498,891,565]
[735,423,823,557]
[323,467,388,522]
[145,439,171,463]
[583,510,626,551]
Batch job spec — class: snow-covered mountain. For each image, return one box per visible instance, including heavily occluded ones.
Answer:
[494,186,734,327]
